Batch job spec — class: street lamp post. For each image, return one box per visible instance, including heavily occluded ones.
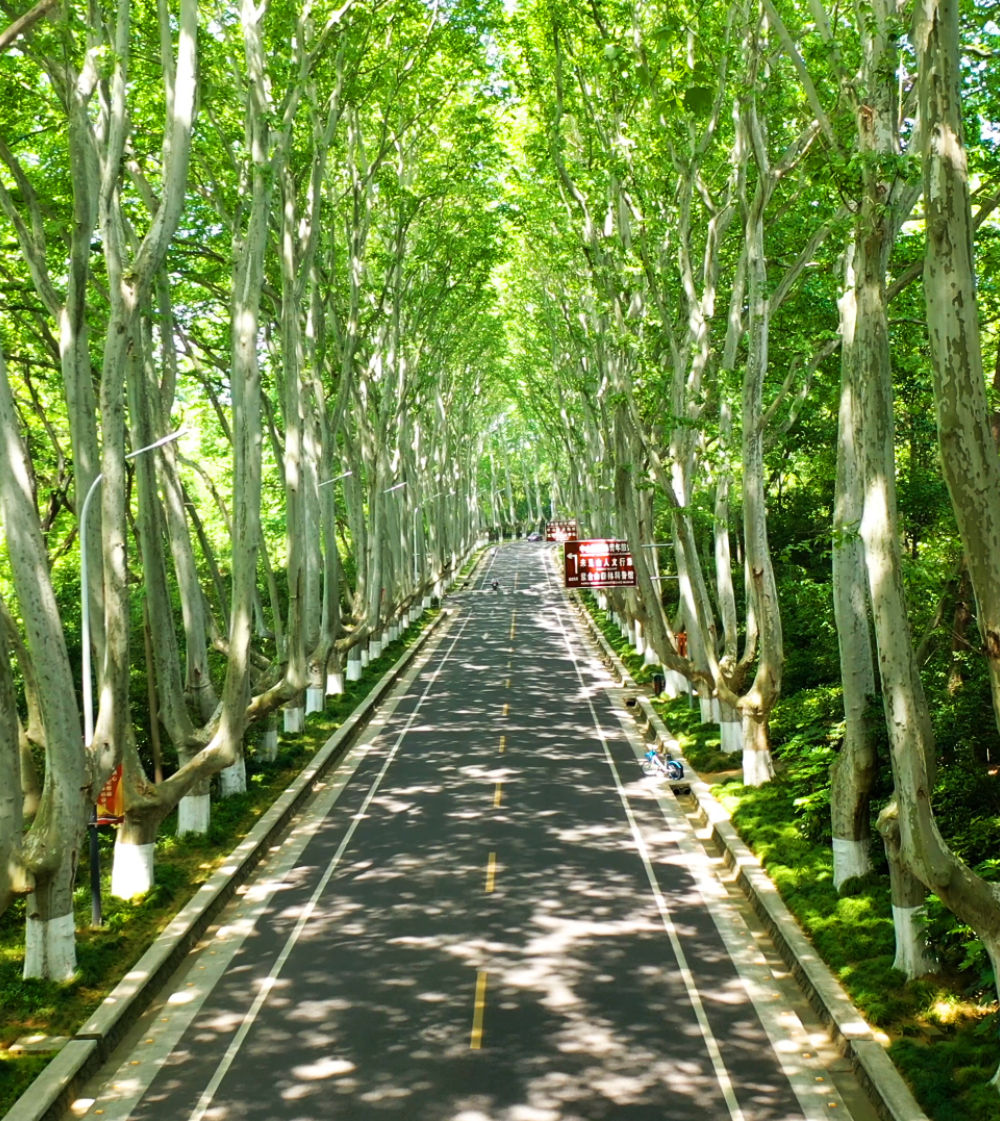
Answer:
[81,429,185,927]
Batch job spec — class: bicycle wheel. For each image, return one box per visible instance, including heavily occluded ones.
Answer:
[664,760,684,780]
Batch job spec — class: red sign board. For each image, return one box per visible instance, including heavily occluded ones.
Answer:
[564,539,636,588]
[96,764,125,825]
[546,520,578,542]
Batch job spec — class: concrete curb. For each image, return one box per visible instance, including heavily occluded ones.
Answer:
[3,605,461,1121]
[569,593,930,1121]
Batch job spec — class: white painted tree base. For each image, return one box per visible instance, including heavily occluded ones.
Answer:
[178,793,211,837]
[305,686,324,714]
[699,698,714,724]
[720,720,742,754]
[832,837,871,890]
[892,905,938,978]
[422,596,432,609]
[643,647,658,665]
[24,912,76,981]
[742,747,775,787]
[361,646,370,668]
[369,637,382,660]
[283,706,304,734]
[665,670,688,697]
[346,654,362,682]
[658,673,679,700]
[220,756,247,797]
[111,841,155,900]
[261,726,278,761]
[326,671,344,696]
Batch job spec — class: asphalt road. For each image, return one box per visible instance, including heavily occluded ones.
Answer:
[75,542,867,1121]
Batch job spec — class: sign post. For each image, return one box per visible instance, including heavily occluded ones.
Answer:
[563,539,636,589]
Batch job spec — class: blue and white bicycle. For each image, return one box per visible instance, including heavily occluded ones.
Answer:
[642,747,684,781]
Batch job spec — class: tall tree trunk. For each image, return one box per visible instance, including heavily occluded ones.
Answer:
[830,248,878,889]
[739,87,782,785]
[916,0,1000,738]
[0,618,28,914]
[0,345,86,978]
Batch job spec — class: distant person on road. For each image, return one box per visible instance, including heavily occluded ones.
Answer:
[491,579,499,591]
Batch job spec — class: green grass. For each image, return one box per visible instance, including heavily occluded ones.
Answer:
[578,594,1000,1121]
[0,608,439,1116]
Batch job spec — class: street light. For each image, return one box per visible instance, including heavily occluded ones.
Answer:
[80,427,185,926]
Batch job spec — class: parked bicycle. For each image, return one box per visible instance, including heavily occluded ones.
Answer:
[642,747,684,781]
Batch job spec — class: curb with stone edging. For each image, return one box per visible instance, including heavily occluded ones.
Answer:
[568,590,930,1121]
[3,548,490,1121]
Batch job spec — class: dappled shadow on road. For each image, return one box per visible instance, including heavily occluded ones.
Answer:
[129,544,807,1121]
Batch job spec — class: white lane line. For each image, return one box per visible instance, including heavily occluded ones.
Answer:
[543,579,746,1121]
[186,611,475,1121]
[547,563,844,1121]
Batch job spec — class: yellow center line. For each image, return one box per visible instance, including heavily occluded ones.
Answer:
[509,610,517,641]
[485,851,497,892]
[499,735,506,754]
[502,702,509,717]
[470,971,488,1050]
[494,781,503,808]
[504,677,511,689]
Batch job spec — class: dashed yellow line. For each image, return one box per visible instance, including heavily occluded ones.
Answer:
[485,851,497,892]
[470,971,488,1050]
[504,677,511,689]
[499,735,506,754]
[509,611,517,641]
[494,781,503,808]
[502,702,509,717]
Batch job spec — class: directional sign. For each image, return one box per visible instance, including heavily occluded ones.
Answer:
[564,539,636,589]
[546,520,578,542]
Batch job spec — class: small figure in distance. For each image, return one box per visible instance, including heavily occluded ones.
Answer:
[491,579,499,591]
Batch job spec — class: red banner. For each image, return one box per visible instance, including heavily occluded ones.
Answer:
[96,764,125,825]
[564,539,636,588]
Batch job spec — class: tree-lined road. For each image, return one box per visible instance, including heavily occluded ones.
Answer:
[76,544,872,1121]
